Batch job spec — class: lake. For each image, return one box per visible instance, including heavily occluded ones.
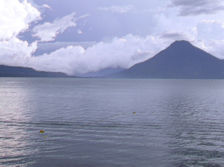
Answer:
[0,78,224,167]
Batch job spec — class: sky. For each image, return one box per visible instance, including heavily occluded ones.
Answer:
[1,0,224,75]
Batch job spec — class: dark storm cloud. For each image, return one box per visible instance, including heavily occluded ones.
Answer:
[170,0,224,16]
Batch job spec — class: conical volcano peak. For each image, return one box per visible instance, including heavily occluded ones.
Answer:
[164,40,201,58]
[169,40,193,48]
[116,39,224,79]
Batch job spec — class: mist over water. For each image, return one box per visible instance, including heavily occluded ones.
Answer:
[0,78,224,167]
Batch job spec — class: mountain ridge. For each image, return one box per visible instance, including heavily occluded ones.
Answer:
[1,40,224,78]
[0,65,68,77]
[114,40,224,79]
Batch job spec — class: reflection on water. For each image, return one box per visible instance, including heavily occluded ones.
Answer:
[0,80,36,166]
[0,78,224,167]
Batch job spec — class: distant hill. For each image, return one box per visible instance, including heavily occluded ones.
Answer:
[115,40,224,79]
[0,65,67,77]
[80,67,124,77]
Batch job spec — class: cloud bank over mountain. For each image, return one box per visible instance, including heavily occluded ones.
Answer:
[1,0,224,75]
[30,35,169,75]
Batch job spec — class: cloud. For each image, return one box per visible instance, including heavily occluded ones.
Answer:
[42,4,51,10]
[170,0,224,16]
[35,41,96,55]
[0,34,170,75]
[29,35,170,75]
[3,30,224,76]
[0,0,171,77]
[0,0,41,40]
[2,0,224,77]
[197,20,224,40]
[0,0,39,67]
[192,20,224,59]
[98,5,134,14]
[77,29,83,34]
[32,12,79,42]
[0,38,37,67]
[160,32,188,40]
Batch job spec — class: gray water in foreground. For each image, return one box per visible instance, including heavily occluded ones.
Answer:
[0,78,224,167]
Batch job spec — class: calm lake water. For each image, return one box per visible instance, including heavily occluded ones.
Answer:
[1,78,224,167]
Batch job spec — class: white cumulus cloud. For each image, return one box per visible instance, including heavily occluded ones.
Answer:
[42,4,51,9]
[32,12,79,42]
[0,0,39,68]
[0,0,41,40]
[30,34,170,75]
[0,38,37,67]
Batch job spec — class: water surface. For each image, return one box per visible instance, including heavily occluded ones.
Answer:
[0,78,224,167]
